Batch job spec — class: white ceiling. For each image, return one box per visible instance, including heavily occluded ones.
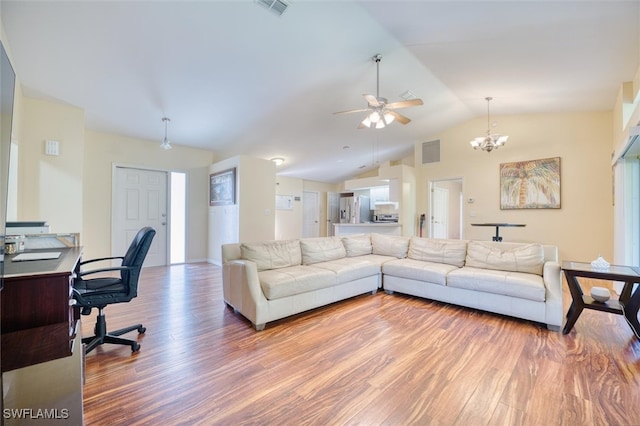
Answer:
[2,1,639,183]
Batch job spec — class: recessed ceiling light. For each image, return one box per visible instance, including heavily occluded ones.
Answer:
[343,145,350,150]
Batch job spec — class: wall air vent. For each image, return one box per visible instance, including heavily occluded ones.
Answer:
[422,140,440,164]
[256,0,289,16]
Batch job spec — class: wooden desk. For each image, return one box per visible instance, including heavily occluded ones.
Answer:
[562,261,640,339]
[1,247,82,371]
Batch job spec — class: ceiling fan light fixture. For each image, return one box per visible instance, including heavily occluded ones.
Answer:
[333,54,423,130]
[161,117,172,150]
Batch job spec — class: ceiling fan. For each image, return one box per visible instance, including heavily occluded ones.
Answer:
[333,54,423,129]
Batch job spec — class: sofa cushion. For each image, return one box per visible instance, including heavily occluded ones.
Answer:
[311,257,380,284]
[342,234,373,257]
[465,241,544,275]
[241,239,301,272]
[258,266,336,300]
[358,254,399,267]
[408,237,467,267]
[300,236,346,265]
[382,258,459,286]
[447,267,546,302]
[371,234,410,259]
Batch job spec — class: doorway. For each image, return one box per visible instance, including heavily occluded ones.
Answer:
[112,166,169,267]
[302,191,320,238]
[326,191,340,236]
[429,178,463,239]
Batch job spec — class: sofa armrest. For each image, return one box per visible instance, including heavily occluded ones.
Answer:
[222,259,268,328]
[543,260,563,330]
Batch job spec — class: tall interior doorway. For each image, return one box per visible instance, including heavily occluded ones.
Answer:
[429,178,463,239]
[112,166,186,266]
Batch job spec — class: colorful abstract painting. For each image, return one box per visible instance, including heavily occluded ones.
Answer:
[500,157,561,209]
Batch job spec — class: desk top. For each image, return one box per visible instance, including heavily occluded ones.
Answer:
[3,247,82,279]
[471,223,526,227]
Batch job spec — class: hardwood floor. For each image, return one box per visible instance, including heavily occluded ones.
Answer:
[82,263,640,425]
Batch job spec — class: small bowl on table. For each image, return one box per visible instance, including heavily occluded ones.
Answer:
[590,286,611,303]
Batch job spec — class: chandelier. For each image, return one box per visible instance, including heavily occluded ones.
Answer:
[161,117,172,150]
[470,97,508,152]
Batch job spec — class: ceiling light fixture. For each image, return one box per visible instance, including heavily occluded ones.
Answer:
[161,117,172,150]
[271,157,285,166]
[470,97,508,153]
[361,55,393,129]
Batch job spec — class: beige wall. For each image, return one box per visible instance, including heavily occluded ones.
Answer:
[84,130,214,261]
[303,180,340,237]
[415,111,614,262]
[275,176,303,240]
[208,155,275,265]
[274,177,340,240]
[18,97,84,234]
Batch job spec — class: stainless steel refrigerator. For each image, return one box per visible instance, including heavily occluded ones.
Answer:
[339,195,371,223]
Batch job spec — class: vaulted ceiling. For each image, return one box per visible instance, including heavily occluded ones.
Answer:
[2,1,638,183]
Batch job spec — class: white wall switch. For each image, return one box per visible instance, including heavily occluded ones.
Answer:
[44,139,60,156]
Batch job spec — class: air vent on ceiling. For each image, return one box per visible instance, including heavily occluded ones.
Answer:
[422,140,440,164]
[400,90,418,101]
[256,0,289,16]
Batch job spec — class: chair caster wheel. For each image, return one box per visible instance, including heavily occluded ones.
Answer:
[138,326,146,334]
[132,343,141,352]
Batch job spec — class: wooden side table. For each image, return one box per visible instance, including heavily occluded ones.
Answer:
[562,261,640,338]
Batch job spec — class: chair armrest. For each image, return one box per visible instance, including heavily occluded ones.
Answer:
[78,265,133,278]
[80,256,124,266]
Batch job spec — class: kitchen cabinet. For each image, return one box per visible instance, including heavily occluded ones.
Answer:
[369,186,390,209]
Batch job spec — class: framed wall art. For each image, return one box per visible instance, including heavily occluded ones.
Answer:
[209,167,236,206]
[500,157,561,209]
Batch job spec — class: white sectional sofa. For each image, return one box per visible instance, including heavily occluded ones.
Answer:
[221,233,562,331]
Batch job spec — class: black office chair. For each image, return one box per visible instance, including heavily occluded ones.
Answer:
[73,227,156,354]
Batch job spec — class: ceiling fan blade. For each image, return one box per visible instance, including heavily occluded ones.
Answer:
[363,94,380,107]
[333,108,370,115]
[387,110,411,124]
[385,98,424,109]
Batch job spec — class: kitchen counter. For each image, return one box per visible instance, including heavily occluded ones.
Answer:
[334,223,402,236]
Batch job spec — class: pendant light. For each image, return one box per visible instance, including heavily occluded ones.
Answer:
[470,97,508,153]
[161,117,172,150]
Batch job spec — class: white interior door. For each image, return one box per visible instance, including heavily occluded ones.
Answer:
[431,186,449,238]
[302,191,319,238]
[327,192,340,236]
[429,178,463,239]
[113,166,168,267]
